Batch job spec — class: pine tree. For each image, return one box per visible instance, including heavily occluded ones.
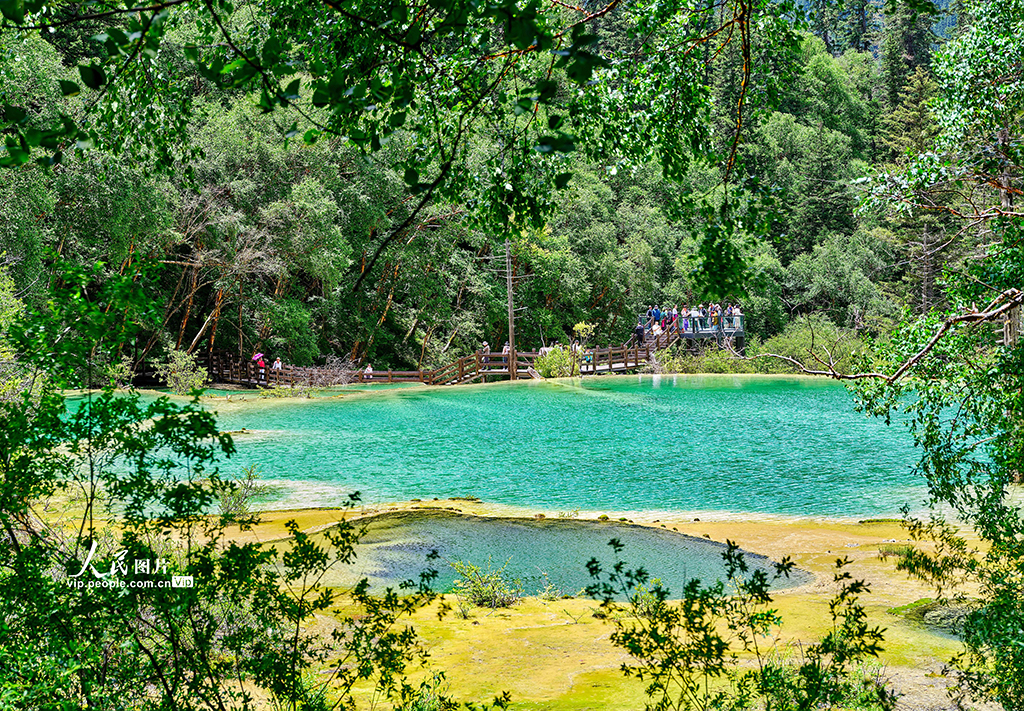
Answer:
[808,0,843,55]
[840,0,877,53]
[881,66,939,162]
[880,4,937,110]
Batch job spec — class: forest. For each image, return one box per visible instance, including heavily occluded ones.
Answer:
[2,0,1024,710]
[0,0,975,373]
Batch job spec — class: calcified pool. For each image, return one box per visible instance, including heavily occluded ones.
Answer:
[309,510,814,595]
[207,374,923,519]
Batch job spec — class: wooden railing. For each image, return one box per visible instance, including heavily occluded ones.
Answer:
[202,336,674,390]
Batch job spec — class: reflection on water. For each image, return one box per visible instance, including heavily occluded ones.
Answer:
[206,374,922,518]
[316,510,813,596]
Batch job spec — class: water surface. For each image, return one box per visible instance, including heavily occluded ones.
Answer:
[209,375,923,518]
[316,510,813,596]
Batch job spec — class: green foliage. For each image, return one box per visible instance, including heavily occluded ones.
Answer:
[881,66,939,161]
[396,672,458,711]
[785,231,896,333]
[154,347,208,395]
[0,262,22,358]
[751,315,873,374]
[450,559,523,609]
[655,316,873,376]
[534,346,577,378]
[103,353,134,390]
[852,5,1024,704]
[0,267,455,711]
[587,541,894,711]
[216,464,271,519]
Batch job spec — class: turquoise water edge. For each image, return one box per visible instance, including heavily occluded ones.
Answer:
[203,374,923,520]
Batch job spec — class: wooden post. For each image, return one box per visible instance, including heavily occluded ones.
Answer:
[505,238,517,380]
[1006,305,1020,346]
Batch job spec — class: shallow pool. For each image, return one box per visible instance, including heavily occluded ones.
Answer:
[207,375,923,518]
[314,510,813,596]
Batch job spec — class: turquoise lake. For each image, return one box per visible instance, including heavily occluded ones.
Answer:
[208,375,924,519]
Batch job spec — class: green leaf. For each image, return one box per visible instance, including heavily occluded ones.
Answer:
[404,167,419,185]
[78,64,107,90]
[0,0,25,24]
[59,81,81,97]
[2,105,27,125]
[554,172,572,189]
[534,135,574,153]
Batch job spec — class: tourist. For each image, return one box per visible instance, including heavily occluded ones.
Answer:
[732,304,743,329]
[502,341,510,363]
[481,340,489,364]
[634,320,645,345]
[652,320,663,337]
[364,363,373,380]
[272,357,282,371]
[253,352,266,382]
[653,305,661,324]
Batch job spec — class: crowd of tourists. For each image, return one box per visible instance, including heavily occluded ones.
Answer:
[633,303,743,342]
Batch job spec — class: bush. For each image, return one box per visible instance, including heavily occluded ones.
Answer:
[749,314,873,375]
[155,348,208,395]
[654,315,875,376]
[657,344,759,374]
[450,559,523,608]
[395,672,455,711]
[216,464,271,518]
[104,354,134,389]
[587,543,895,711]
[534,346,577,377]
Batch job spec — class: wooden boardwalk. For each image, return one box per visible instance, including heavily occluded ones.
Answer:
[201,321,744,388]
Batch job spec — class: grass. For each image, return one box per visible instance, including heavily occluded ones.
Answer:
[877,542,915,559]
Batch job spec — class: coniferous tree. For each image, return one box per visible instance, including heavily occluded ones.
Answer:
[840,0,877,53]
[880,3,937,109]
[881,66,939,162]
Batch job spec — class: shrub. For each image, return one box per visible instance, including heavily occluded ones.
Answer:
[216,464,271,518]
[104,354,134,389]
[534,346,577,377]
[395,672,455,711]
[657,344,759,374]
[155,347,208,395]
[587,542,895,711]
[749,314,873,375]
[630,578,665,619]
[450,559,523,608]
